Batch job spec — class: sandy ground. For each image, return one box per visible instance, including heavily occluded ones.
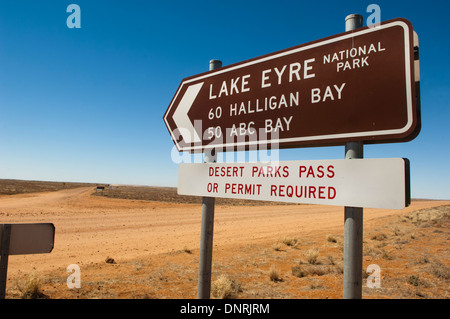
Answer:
[0,187,449,299]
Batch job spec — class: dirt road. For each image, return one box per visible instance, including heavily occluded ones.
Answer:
[0,187,444,274]
[0,187,448,298]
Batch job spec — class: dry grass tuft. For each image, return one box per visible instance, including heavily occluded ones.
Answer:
[291,264,330,278]
[326,234,337,243]
[269,265,282,282]
[371,233,387,241]
[407,275,422,287]
[15,273,48,299]
[211,275,241,299]
[429,261,450,280]
[282,237,299,248]
[305,248,319,265]
[272,242,283,251]
[405,205,449,226]
[291,265,307,278]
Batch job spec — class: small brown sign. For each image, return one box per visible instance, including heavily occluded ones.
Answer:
[1,223,55,255]
[164,18,420,152]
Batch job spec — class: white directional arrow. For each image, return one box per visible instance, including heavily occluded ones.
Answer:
[172,82,204,144]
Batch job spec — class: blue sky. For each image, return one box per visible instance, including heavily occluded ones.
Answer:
[0,0,449,200]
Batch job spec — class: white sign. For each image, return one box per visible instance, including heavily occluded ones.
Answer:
[178,158,410,209]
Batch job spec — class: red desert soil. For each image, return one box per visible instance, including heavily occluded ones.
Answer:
[0,185,449,299]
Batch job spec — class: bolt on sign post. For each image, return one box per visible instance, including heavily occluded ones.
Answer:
[0,223,55,298]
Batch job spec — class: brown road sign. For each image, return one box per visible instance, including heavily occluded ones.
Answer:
[1,223,55,255]
[164,18,420,153]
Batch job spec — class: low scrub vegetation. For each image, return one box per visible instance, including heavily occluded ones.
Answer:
[15,273,48,299]
[211,275,241,299]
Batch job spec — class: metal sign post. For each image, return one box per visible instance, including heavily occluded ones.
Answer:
[0,224,11,299]
[197,60,222,299]
[343,14,364,299]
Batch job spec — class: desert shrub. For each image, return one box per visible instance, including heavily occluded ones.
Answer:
[211,275,241,299]
[326,234,337,243]
[327,255,336,265]
[305,248,319,265]
[272,243,282,251]
[15,274,48,299]
[408,275,421,287]
[381,249,393,260]
[291,265,329,277]
[308,266,328,276]
[393,226,402,236]
[429,261,450,280]
[282,237,298,248]
[291,265,307,278]
[371,233,387,241]
[269,265,282,282]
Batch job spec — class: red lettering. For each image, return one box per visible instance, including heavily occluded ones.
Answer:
[207,183,218,193]
[318,186,325,199]
[307,166,315,178]
[269,184,336,200]
[328,186,336,199]
[274,166,281,177]
[327,165,335,178]
[317,165,324,178]
[258,167,264,177]
[298,165,335,179]
[252,166,258,177]
[271,185,277,196]
[309,186,316,198]
[286,185,293,197]
[279,184,285,196]
[224,183,262,195]
[283,166,289,177]
[299,166,307,177]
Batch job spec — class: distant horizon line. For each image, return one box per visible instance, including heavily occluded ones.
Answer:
[0,177,174,189]
[1,178,449,201]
